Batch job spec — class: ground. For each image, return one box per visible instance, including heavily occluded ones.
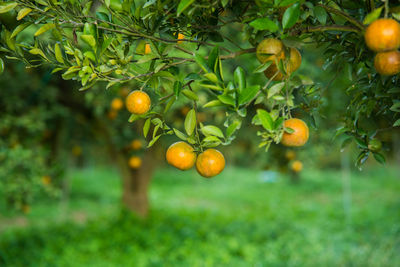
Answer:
[0,165,399,266]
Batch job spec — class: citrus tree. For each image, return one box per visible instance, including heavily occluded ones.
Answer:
[1,0,400,214]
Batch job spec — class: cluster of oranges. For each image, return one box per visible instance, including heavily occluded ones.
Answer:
[166,141,225,178]
[256,38,302,81]
[285,150,303,173]
[128,139,144,169]
[108,97,124,120]
[365,18,400,76]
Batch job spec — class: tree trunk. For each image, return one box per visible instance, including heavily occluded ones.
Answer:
[117,149,155,217]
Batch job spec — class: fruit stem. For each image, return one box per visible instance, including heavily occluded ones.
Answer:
[384,0,389,18]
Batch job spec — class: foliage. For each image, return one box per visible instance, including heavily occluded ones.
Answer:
[0,0,399,168]
[1,165,399,266]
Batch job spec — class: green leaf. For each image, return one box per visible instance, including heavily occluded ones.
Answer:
[204,73,219,83]
[254,61,272,73]
[181,89,199,101]
[34,23,55,36]
[249,17,279,32]
[218,95,236,106]
[0,2,18,14]
[10,22,31,39]
[201,125,224,138]
[202,136,221,143]
[373,152,386,165]
[239,85,260,105]
[29,48,48,60]
[363,7,383,25]
[313,6,327,25]
[173,128,188,141]
[164,97,175,113]
[203,100,224,108]
[54,43,64,64]
[282,3,300,29]
[143,118,151,137]
[195,54,211,73]
[147,135,161,148]
[226,121,241,138]
[184,109,196,136]
[0,58,4,75]
[257,109,274,131]
[234,66,246,93]
[390,102,400,112]
[17,7,32,20]
[128,114,141,123]
[394,119,400,127]
[80,34,96,48]
[177,0,195,16]
[267,82,285,98]
[355,137,368,149]
[200,83,223,91]
[207,46,219,72]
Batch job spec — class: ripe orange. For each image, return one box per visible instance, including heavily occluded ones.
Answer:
[129,156,142,169]
[365,18,400,52]
[111,97,124,111]
[131,139,142,150]
[256,38,301,81]
[176,33,185,44]
[285,150,296,160]
[125,90,151,115]
[166,141,197,170]
[291,160,303,172]
[281,118,309,147]
[196,149,225,178]
[374,50,400,76]
[144,43,151,55]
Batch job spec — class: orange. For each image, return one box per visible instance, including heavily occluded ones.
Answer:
[256,38,301,81]
[144,43,151,55]
[41,175,51,185]
[281,118,309,147]
[166,141,196,170]
[111,97,124,110]
[368,139,382,152]
[125,90,151,115]
[180,106,190,116]
[177,33,185,44]
[264,47,302,81]
[374,51,400,76]
[365,19,400,52]
[119,87,130,98]
[291,160,303,172]
[129,156,142,169]
[107,110,118,120]
[131,139,142,150]
[196,149,225,178]
[285,150,296,160]
[256,38,284,64]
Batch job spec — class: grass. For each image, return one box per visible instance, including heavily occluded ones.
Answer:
[1,165,399,266]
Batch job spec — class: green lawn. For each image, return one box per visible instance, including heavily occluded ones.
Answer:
[1,165,399,266]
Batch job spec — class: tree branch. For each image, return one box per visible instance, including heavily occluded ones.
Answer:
[317,4,365,31]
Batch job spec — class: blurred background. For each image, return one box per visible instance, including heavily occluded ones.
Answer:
[0,41,400,266]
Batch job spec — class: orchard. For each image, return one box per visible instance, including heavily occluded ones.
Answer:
[0,0,400,265]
